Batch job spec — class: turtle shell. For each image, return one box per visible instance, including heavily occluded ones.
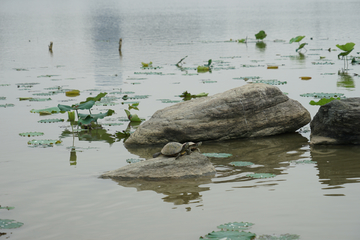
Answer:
[161,142,184,156]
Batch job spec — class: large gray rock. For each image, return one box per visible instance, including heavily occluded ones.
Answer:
[125,83,311,145]
[310,98,360,145]
[100,152,216,180]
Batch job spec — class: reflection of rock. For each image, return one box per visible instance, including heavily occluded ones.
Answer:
[200,133,309,183]
[100,152,216,180]
[311,145,360,186]
[310,98,360,145]
[107,178,211,206]
[125,83,310,145]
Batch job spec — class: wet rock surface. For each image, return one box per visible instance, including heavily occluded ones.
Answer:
[125,83,311,145]
[100,152,216,180]
[310,98,360,145]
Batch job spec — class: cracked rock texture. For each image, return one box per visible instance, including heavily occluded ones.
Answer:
[125,83,311,145]
[310,98,360,145]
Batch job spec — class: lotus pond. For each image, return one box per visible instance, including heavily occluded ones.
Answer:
[1,0,360,239]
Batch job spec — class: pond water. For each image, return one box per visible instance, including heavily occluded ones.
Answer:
[1,0,360,239]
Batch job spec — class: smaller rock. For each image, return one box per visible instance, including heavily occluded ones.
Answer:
[310,98,360,145]
[100,152,216,180]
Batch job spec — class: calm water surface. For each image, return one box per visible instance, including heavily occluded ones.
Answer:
[1,0,360,239]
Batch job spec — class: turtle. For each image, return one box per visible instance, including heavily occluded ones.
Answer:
[153,142,191,160]
[187,141,202,153]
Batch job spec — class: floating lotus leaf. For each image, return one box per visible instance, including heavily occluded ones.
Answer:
[134,72,163,75]
[19,132,44,137]
[0,206,15,210]
[14,68,28,71]
[122,95,150,100]
[128,102,139,111]
[126,77,147,80]
[258,233,300,240]
[101,122,124,126]
[202,153,233,158]
[37,74,59,78]
[0,219,24,229]
[110,91,135,95]
[309,97,340,106]
[238,39,246,43]
[141,61,153,67]
[0,104,15,108]
[201,80,217,84]
[0,84,10,86]
[197,66,210,72]
[246,173,276,179]
[16,82,39,87]
[311,62,334,65]
[202,230,256,240]
[157,99,182,103]
[300,92,345,99]
[250,79,286,85]
[267,65,278,69]
[38,118,65,123]
[336,42,355,52]
[289,36,305,44]
[217,222,254,231]
[65,90,80,97]
[299,76,311,80]
[30,106,61,114]
[255,30,267,40]
[29,98,52,102]
[291,160,317,164]
[233,76,260,80]
[27,139,62,145]
[95,102,118,106]
[126,158,144,163]
[229,161,254,167]
[32,92,56,96]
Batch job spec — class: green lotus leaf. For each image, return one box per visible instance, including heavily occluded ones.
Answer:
[0,219,24,229]
[37,74,59,78]
[101,122,124,126]
[58,104,74,111]
[30,106,61,114]
[217,222,254,231]
[0,104,15,108]
[65,90,80,97]
[32,92,56,96]
[289,36,305,44]
[300,92,345,98]
[246,173,276,179]
[0,206,15,210]
[0,97,6,100]
[309,97,340,106]
[73,100,95,110]
[78,115,95,125]
[338,50,353,59]
[38,118,65,123]
[157,99,182,103]
[258,233,300,240]
[229,161,254,167]
[336,42,355,52]
[202,153,233,158]
[255,30,267,40]
[29,98,52,102]
[128,102,139,111]
[197,66,210,72]
[296,43,308,52]
[250,79,286,85]
[238,39,246,43]
[27,139,62,145]
[126,158,144,163]
[291,160,317,164]
[19,132,44,137]
[19,97,33,101]
[124,109,143,122]
[80,92,107,104]
[202,230,256,240]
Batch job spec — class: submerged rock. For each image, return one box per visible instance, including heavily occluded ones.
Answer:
[100,152,216,180]
[125,83,310,145]
[310,98,360,145]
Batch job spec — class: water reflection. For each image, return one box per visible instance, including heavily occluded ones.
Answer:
[60,126,116,144]
[311,145,360,186]
[337,70,355,89]
[126,133,310,185]
[109,178,212,207]
[255,41,266,52]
